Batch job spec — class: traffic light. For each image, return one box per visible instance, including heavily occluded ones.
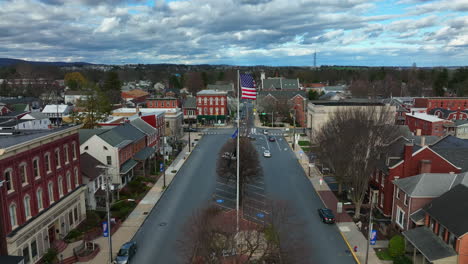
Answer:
[260,113,267,116]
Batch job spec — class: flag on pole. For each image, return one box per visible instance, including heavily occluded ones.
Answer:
[231,129,238,139]
[240,73,257,100]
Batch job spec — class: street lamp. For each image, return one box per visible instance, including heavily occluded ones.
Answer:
[365,189,379,264]
[96,165,114,264]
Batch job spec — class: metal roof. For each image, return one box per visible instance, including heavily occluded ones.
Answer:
[130,118,156,136]
[120,159,138,174]
[393,173,461,197]
[133,147,155,160]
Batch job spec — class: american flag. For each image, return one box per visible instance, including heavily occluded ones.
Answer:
[240,73,257,100]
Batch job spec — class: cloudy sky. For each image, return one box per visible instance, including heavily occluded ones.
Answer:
[0,0,467,66]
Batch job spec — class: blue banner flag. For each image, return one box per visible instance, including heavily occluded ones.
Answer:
[231,129,238,139]
[102,221,109,237]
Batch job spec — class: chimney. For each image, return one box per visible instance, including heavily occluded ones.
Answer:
[419,160,432,174]
[420,136,426,146]
[416,129,421,136]
[403,143,413,177]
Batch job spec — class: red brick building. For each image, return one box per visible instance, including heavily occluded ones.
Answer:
[405,112,453,136]
[182,97,197,124]
[0,126,86,263]
[414,97,468,120]
[196,90,228,124]
[146,97,181,109]
[403,184,468,264]
[371,138,461,217]
[257,91,308,127]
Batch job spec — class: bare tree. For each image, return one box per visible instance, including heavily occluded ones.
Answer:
[216,138,262,206]
[316,106,402,219]
[176,200,309,264]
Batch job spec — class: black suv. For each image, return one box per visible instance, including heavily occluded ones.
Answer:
[317,208,335,224]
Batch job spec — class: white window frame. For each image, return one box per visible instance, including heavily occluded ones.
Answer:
[58,176,64,197]
[396,206,405,228]
[404,194,409,206]
[381,174,385,187]
[44,153,51,173]
[396,188,400,200]
[64,145,70,164]
[48,182,54,203]
[74,167,79,187]
[36,188,43,211]
[4,168,14,193]
[19,162,28,186]
[24,195,31,220]
[55,148,61,169]
[32,157,40,179]
[66,172,72,191]
[9,203,17,228]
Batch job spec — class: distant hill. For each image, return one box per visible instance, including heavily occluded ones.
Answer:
[0,58,93,67]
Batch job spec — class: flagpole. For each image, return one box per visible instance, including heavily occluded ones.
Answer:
[236,69,240,236]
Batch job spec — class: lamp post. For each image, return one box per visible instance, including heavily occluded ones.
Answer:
[291,108,297,150]
[308,163,314,178]
[188,120,192,152]
[96,165,114,264]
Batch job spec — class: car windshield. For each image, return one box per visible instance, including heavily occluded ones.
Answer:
[323,209,334,217]
[117,248,129,256]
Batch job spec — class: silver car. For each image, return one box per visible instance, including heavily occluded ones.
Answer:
[115,241,137,264]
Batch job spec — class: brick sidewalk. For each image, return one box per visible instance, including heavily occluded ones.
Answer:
[76,133,202,264]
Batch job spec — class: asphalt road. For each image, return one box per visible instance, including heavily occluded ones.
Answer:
[254,131,355,264]
[130,130,233,264]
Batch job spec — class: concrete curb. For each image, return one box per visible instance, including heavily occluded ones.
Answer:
[129,134,204,241]
[285,138,361,264]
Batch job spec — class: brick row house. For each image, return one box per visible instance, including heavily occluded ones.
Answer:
[370,136,462,217]
[414,97,468,120]
[182,97,197,125]
[405,112,454,137]
[196,90,228,125]
[121,89,150,107]
[402,184,468,264]
[146,97,181,109]
[0,126,86,263]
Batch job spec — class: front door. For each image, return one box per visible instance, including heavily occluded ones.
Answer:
[48,225,55,244]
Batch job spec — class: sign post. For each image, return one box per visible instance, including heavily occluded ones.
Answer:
[160,163,166,188]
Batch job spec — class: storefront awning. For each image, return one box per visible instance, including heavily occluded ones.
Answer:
[120,159,138,174]
[134,147,156,161]
[403,227,457,263]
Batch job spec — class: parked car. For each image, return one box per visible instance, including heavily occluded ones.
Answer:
[268,136,276,142]
[263,150,271,158]
[317,208,335,224]
[116,241,137,264]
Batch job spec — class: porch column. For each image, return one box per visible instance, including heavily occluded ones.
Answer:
[413,247,416,264]
[143,161,146,177]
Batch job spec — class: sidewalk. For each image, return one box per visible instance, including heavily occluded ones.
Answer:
[79,132,202,264]
[289,137,383,264]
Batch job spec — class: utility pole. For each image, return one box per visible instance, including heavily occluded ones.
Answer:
[236,70,240,235]
[292,109,296,150]
[188,120,191,152]
[271,111,274,128]
[97,165,113,264]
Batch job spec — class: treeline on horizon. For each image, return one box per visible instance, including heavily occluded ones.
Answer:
[1,62,468,98]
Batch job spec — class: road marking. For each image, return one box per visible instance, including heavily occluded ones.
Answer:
[275,138,282,151]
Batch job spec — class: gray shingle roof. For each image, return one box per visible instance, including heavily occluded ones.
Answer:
[393,173,463,197]
[79,129,105,145]
[80,153,104,180]
[98,123,146,147]
[430,135,468,172]
[207,84,233,92]
[263,78,299,90]
[424,184,468,237]
[183,97,196,108]
[257,90,307,101]
[130,118,156,136]
[402,227,457,262]
[0,126,77,149]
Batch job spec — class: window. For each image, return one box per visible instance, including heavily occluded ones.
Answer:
[64,145,69,164]
[84,146,89,151]
[396,207,405,228]
[103,146,108,151]
[203,97,207,104]
[66,172,71,191]
[221,108,224,115]
[430,218,435,231]
[215,107,219,115]
[45,153,51,173]
[22,246,30,264]
[4,169,13,192]
[74,167,79,187]
[74,207,79,222]
[48,182,54,203]
[19,163,28,185]
[198,97,201,104]
[215,97,219,105]
[36,189,43,211]
[379,194,383,208]
[166,101,170,107]
[68,211,73,226]
[9,203,17,228]
[55,149,61,168]
[439,225,446,240]
[449,233,457,250]
[396,188,400,200]
[404,194,409,206]
[166,121,170,128]
[209,97,213,105]
[31,240,38,259]
[221,97,225,105]
[381,175,385,187]
[58,177,64,197]
[33,158,40,179]
[172,101,175,107]
[24,195,31,219]
[107,156,112,165]
[376,173,379,183]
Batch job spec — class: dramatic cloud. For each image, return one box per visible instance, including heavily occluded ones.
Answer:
[0,0,466,66]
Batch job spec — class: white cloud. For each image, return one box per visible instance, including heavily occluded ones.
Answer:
[94,17,120,33]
